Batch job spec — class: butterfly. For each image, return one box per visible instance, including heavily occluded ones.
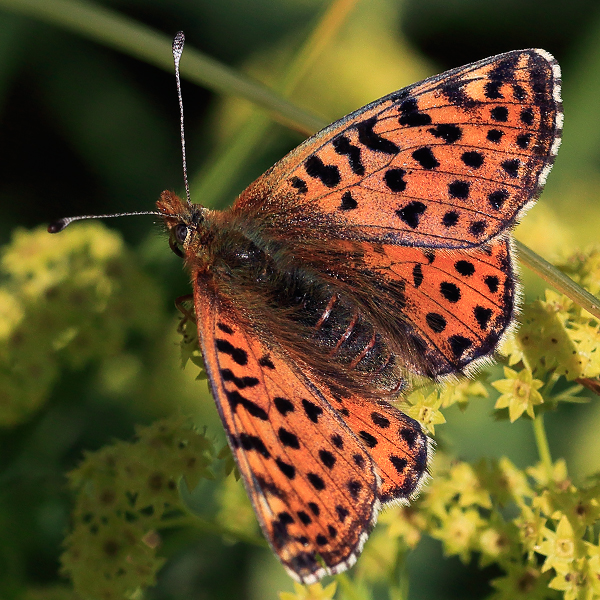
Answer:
[51,47,563,583]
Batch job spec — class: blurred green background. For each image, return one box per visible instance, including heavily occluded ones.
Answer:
[1,0,600,598]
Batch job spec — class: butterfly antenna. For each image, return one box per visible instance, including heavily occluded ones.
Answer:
[48,32,194,235]
[48,211,162,233]
[172,31,191,205]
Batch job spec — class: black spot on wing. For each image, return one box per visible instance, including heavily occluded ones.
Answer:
[491,106,509,122]
[274,397,294,415]
[412,263,423,288]
[501,159,520,178]
[302,399,323,423]
[357,116,399,154]
[398,98,432,127]
[385,168,407,192]
[440,282,461,303]
[359,430,378,448]
[226,390,268,420]
[470,221,487,236]
[276,458,296,479]
[426,312,447,333]
[487,129,503,143]
[331,434,343,449]
[412,147,439,169]
[216,339,248,366]
[340,191,358,211]
[319,449,336,469]
[390,455,408,473]
[400,427,418,447]
[371,411,390,428]
[396,201,426,228]
[461,151,484,169]
[484,81,503,99]
[297,511,311,525]
[448,180,470,199]
[516,133,532,149]
[333,134,365,175]
[217,322,233,334]
[278,427,300,449]
[239,433,270,458]
[485,275,500,294]
[220,368,259,389]
[336,505,348,522]
[489,190,509,210]
[258,355,275,369]
[449,335,472,358]
[428,123,462,143]
[520,107,534,125]
[307,472,326,490]
[347,480,362,499]
[443,211,459,227]
[290,176,308,194]
[305,155,341,188]
[455,260,475,276]
[474,306,493,329]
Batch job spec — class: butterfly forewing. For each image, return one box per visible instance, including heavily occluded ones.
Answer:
[193,276,431,581]
[235,49,562,250]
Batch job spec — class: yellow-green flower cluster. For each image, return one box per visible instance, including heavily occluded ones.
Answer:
[0,225,161,426]
[367,454,600,600]
[61,415,217,600]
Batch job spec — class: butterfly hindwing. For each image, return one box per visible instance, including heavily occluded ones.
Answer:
[235,49,562,250]
[356,238,516,376]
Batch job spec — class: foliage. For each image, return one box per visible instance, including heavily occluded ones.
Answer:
[2,0,600,599]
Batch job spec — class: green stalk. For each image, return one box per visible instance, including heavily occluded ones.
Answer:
[0,0,323,134]
[532,413,553,481]
[516,240,600,320]
[192,0,357,206]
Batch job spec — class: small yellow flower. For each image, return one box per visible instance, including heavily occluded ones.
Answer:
[381,505,427,549]
[492,366,544,422]
[403,390,446,434]
[548,561,587,600]
[489,565,551,600]
[497,456,534,504]
[449,462,492,509]
[431,506,485,563]
[514,505,546,555]
[439,378,488,409]
[536,516,584,574]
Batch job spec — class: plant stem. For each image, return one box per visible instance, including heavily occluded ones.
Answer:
[0,0,324,134]
[516,240,600,320]
[532,413,553,480]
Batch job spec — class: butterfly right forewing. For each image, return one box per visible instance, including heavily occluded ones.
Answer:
[235,49,561,250]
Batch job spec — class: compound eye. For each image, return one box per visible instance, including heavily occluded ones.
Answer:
[175,223,189,245]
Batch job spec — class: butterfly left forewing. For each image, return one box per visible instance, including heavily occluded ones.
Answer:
[194,275,382,582]
[235,49,561,250]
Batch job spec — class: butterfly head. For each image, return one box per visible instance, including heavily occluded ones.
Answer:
[157,190,210,259]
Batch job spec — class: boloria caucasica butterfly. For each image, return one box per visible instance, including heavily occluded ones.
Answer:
[51,44,562,583]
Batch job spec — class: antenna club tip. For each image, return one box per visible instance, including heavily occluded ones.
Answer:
[173,31,185,52]
[48,219,68,233]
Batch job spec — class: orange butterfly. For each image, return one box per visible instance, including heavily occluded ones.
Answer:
[52,44,562,583]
